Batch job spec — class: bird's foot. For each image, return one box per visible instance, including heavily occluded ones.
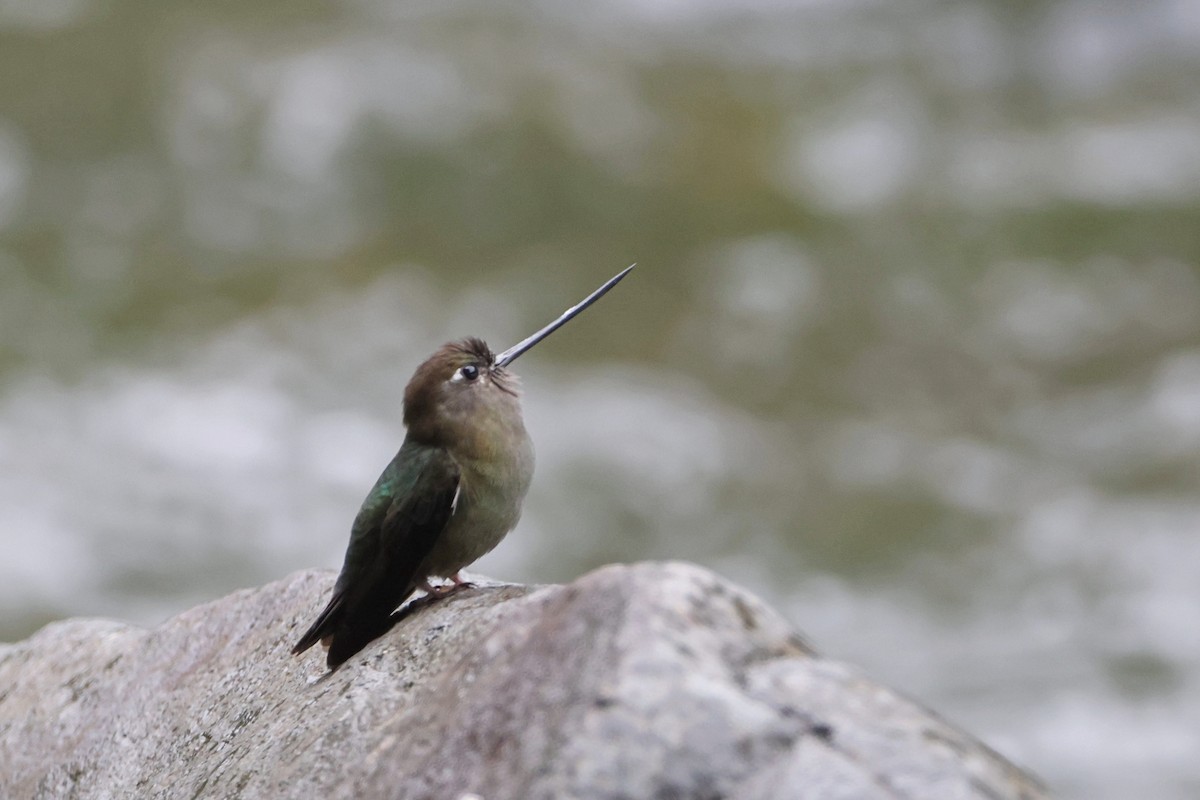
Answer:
[418,575,474,598]
[449,572,476,590]
[420,575,475,599]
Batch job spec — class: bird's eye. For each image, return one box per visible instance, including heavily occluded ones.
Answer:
[459,364,480,381]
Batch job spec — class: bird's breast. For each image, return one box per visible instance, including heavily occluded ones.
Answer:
[419,431,534,578]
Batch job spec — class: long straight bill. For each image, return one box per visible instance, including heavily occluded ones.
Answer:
[493,264,636,368]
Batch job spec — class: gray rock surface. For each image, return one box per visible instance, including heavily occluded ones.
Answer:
[0,561,1049,800]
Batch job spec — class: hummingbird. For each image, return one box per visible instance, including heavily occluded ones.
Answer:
[292,264,634,670]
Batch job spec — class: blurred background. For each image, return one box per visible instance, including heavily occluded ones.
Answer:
[1,0,1198,796]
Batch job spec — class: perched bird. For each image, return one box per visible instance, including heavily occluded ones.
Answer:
[292,265,634,669]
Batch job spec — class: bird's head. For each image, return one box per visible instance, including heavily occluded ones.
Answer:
[403,337,522,448]
[401,264,635,450]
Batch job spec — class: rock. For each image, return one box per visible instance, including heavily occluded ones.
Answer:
[0,562,1049,800]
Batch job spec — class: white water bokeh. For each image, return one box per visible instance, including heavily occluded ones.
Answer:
[2,2,1199,797]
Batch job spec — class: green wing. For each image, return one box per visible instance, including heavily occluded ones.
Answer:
[292,442,460,668]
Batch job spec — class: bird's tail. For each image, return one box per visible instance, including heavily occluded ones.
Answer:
[294,583,422,669]
[292,592,345,656]
[324,618,395,670]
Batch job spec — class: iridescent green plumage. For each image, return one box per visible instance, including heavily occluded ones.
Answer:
[292,339,532,669]
[292,266,633,670]
[291,443,463,666]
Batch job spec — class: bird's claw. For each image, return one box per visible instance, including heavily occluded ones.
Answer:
[418,577,474,599]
